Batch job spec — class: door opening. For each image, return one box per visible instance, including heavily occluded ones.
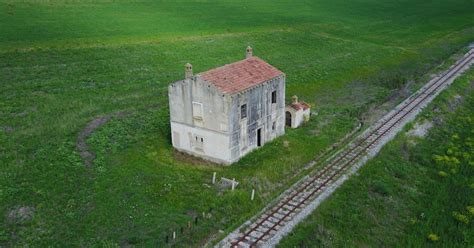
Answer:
[257,128,262,147]
[286,111,292,127]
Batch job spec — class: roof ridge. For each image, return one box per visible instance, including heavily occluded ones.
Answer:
[199,56,284,94]
[200,56,264,74]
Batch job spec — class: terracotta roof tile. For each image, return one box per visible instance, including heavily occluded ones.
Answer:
[200,57,284,94]
[289,101,310,111]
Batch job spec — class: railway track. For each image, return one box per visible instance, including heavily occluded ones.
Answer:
[217,49,474,248]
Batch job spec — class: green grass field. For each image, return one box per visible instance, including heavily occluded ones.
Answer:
[279,68,474,247]
[1,0,473,246]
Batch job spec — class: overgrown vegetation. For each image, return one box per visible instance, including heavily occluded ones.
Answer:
[1,0,473,246]
[279,69,474,247]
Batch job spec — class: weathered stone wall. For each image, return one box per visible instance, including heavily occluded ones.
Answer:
[170,121,231,164]
[229,76,286,162]
[168,77,232,163]
[168,77,229,131]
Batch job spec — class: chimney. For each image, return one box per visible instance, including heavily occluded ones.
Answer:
[246,46,253,59]
[185,63,193,79]
[292,95,298,104]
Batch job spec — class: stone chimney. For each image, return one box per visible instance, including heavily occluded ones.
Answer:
[246,46,253,59]
[185,63,193,79]
[292,95,298,104]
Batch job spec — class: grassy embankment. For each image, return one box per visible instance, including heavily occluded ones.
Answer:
[1,0,473,246]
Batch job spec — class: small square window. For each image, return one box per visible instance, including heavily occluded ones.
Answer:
[271,91,277,104]
[192,102,203,118]
[241,104,247,119]
[194,135,204,150]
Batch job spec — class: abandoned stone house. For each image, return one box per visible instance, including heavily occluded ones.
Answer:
[168,47,286,164]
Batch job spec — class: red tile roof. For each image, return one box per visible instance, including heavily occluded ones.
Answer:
[289,101,310,111]
[200,57,284,94]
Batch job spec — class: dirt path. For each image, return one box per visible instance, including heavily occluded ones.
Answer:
[76,115,113,167]
[76,112,126,167]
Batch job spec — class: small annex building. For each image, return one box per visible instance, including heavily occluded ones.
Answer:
[285,95,311,128]
[168,47,286,165]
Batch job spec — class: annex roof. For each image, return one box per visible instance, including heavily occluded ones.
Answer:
[288,101,310,111]
[200,56,284,94]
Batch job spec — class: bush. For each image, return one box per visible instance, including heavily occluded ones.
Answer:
[452,211,469,224]
[427,233,439,242]
[371,180,393,196]
[438,171,448,177]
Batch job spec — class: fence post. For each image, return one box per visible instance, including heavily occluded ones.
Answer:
[212,172,216,184]
[251,189,255,201]
[231,178,236,191]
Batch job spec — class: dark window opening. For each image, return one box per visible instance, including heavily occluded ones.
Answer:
[241,104,247,119]
[271,91,277,104]
[272,122,276,131]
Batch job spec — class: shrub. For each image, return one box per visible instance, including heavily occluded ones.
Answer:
[372,180,393,196]
[427,233,439,242]
[452,211,469,224]
[467,206,474,216]
[438,171,448,177]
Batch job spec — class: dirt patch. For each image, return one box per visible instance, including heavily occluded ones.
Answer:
[12,107,37,118]
[407,121,433,138]
[173,150,214,166]
[401,141,410,161]
[76,115,113,167]
[448,94,463,111]
[309,116,333,136]
[186,209,198,218]
[76,112,127,167]
[400,79,415,98]
[1,126,14,133]
[7,206,35,224]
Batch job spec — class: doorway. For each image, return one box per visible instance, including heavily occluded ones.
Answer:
[286,111,292,127]
[257,128,262,147]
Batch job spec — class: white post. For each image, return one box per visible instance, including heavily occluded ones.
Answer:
[231,178,236,191]
[172,231,176,240]
[251,189,255,201]
[212,172,216,184]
